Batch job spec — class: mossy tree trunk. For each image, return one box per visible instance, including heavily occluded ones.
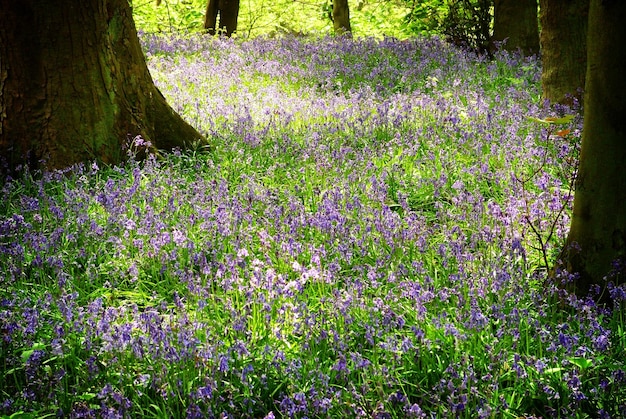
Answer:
[205,0,240,36]
[491,0,539,56]
[333,0,352,36]
[561,0,626,298]
[0,0,203,172]
[539,0,589,106]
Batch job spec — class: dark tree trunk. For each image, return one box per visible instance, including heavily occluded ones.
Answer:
[561,0,626,298]
[0,0,203,172]
[220,0,240,36]
[205,0,240,37]
[205,0,219,35]
[333,0,352,35]
[539,0,589,106]
[491,0,539,56]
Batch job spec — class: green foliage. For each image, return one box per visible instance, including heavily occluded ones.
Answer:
[403,0,448,35]
[404,0,493,52]
[349,0,415,39]
[130,0,206,32]
[132,0,424,38]
[441,0,492,52]
[130,0,495,43]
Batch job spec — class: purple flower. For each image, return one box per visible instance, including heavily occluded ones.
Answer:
[186,403,203,419]
[593,333,610,352]
[218,354,230,373]
[406,403,425,418]
[332,357,348,373]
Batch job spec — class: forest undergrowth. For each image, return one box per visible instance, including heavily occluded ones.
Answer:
[1,33,625,418]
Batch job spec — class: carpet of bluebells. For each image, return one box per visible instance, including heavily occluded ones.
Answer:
[2,34,626,418]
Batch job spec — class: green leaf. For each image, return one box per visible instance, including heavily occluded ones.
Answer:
[568,357,593,370]
[77,392,97,401]
[528,114,575,125]
[543,367,563,375]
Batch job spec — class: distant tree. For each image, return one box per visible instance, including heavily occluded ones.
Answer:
[205,0,240,36]
[539,0,589,105]
[491,0,539,56]
[0,0,203,172]
[332,0,352,35]
[559,0,626,299]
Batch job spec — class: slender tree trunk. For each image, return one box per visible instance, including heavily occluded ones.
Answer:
[205,0,240,36]
[561,0,626,298]
[333,0,352,35]
[0,0,203,172]
[491,0,539,56]
[539,0,589,106]
[220,0,240,36]
[205,0,219,35]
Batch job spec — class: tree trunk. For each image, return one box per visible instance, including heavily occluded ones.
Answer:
[205,0,219,35]
[0,0,203,172]
[220,0,240,36]
[491,0,539,56]
[205,0,240,36]
[561,0,626,298]
[539,0,589,106]
[333,0,352,36]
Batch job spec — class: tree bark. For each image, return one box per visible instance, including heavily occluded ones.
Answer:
[0,0,203,172]
[333,0,352,36]
[491,0,539,56]
[220,0,240,36]
[205,0,219,35]
[561,0,626,298]
[205,0,240,37]
[539,0,589,106]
